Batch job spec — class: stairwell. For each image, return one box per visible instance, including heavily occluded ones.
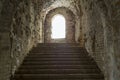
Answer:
[11,43,104,80]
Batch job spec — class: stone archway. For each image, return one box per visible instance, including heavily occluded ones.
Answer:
[44,7,76,43]
[51,14,66,39]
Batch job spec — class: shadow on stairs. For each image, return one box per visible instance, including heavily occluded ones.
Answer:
[11,43,104,80]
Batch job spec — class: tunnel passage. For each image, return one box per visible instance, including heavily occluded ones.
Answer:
[0,0,120,80]
[44,7,76,43]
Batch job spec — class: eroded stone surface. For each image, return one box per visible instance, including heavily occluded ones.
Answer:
[0,0,120,80]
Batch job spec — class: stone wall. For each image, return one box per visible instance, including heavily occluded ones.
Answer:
[10,0,35,76]
[0,0,120,80]
[79,0,120,80]
[40,0,82,44]
[108,0,120,79]
[80,0,105,70]
[0,0,18,80]
[0,0,43,80]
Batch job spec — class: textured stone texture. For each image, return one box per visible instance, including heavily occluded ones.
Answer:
[44,7,75,43]
[10,0,45,77]
[0,0,120,80]
[0,0,18,80]
[0,0,44,80]
[79,0,120,80]
[41,0,81,43]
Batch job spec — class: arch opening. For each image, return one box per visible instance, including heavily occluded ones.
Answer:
[51,14,66,39]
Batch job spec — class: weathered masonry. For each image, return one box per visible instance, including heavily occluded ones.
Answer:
[0,0,120,80]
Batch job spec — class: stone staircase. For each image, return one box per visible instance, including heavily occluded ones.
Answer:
[12,43,104,80]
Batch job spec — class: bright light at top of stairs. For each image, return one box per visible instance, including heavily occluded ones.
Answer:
[51,14,66,39]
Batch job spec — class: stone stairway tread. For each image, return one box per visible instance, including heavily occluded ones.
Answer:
[24,57,93,61]
[14,74,104,79]
[20,65,98,69]
[16,69,101,74]
[11,43,104,80]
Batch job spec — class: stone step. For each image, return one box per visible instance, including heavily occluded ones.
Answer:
[24,58,95,63]
[12,43,104,80]
[36,43,81,47]
[19,65,99,69]
[16,69,101,74]
[34,46,83,48]
[14,74,104,79]
[26,54,89,58]
[22,61,96,65]
[24,57,93,61]
[26,54,90,58]
[13,79,103,80]
[30,47,84,53]
[29,52,88,55]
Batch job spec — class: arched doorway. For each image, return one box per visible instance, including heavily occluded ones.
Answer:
[44,7,75,43]
[51,14,66,39]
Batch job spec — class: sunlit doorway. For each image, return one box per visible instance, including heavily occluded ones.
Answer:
[51,14,66,39]
[44,7,75,43]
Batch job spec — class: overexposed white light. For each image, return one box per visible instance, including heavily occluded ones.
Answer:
[51,14,66,39]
